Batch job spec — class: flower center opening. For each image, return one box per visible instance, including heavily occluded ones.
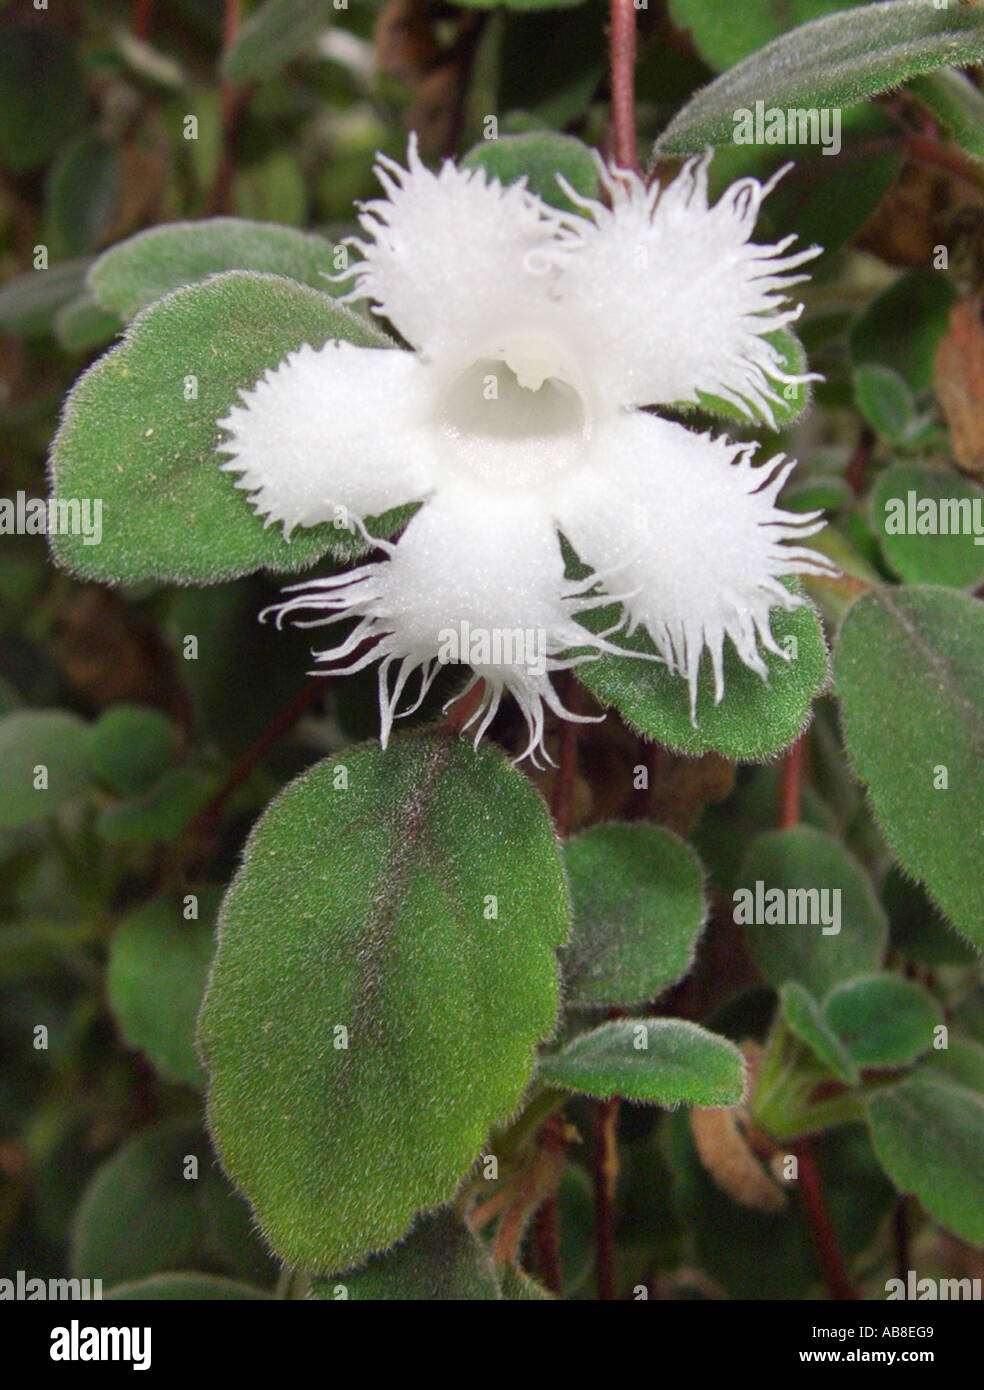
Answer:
[436,342,591,489]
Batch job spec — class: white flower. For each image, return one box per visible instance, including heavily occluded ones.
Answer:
[217,138,833,764]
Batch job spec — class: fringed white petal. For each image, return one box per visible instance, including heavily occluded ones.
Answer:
[555,412,835,717]
[553,154,821,421]
[264,482,625,765]
[217,341,436,536]
[339,135,574,361]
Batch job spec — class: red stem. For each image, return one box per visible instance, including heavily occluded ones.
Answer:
[133,0,153,39]
[779,734,805,830]
[795,1140,857,1300]
[532,1197,562,1295]
[593,1097,621,1299]
[609,0,639,174]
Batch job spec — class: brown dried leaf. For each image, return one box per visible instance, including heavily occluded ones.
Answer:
[934,291,984,473]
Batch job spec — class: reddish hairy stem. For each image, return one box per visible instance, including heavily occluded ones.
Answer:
[609,0,639,174]
[593,1096,621,1299]
[779,734,805,830]
[795,1140,857,1300]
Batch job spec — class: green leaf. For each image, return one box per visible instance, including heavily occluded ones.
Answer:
[884,865,977,966]
[0,259,91,340]
[97,766,212,847]
[49,271,399,587]
[199,732,569,1273]
[222,0,335,83]
[0,27,85,174]
[835,586,984,948]
[909,68,984,165]
[310,1210,500,1301]
[823,974,942,1071]
[852,365,918,445]
[539,1018,746,1106]
[107,894,217,1089]
[688,328,812,427]
[0,711,90,830]
[737,826,888,996]
[867,1073,984,1245]
[560,823,707,1008]
[71,1120,272,1286]
[668,0,860,73]
[850,269,957,394]
[703,105,903,263]
[656,0,984,155]
[462,133,599,213]
[54,291,123,353]
[780,981,857,1084]
[576,587,828,760]
[45,132,121,260]
[105,1275,268,1300]
[871,462,984,590]
[88,218,346,321]
[87,705,177,797]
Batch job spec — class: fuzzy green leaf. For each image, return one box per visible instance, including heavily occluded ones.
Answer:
[539,1018,746,1106]
[71,1120,273,1287]
[823,974,942,1071]
[852,365,918,446]
[107,894,217,1089]
[690,327,813,427]
[0,711,90,830]
[462,132,599,212]
[668,0,860,72]
[576,586,828,760]
[105,1275,268,1300]
[48,272,400,586]
[310,1211,500,1301]
[0,259,90,339]
[909,68,984,165]
[199,732,569,1273]
[871,463,984,590]
[867,1073,984,1245]
[780,981,858,1084]
[850,268,957,394]
[737,826,888,996]
[835,586,984,947]
[656,1,984,155]
[88,218,346,321]
[87,705,177,797]
[560,823,707,1008]
[222,0,335,82]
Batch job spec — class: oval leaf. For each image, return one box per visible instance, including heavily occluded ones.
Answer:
[48,272,397,586]
[539,1018,746,1107]
[199,732,569,1273]
[835,586,984,947]
[560,823,707,1008]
